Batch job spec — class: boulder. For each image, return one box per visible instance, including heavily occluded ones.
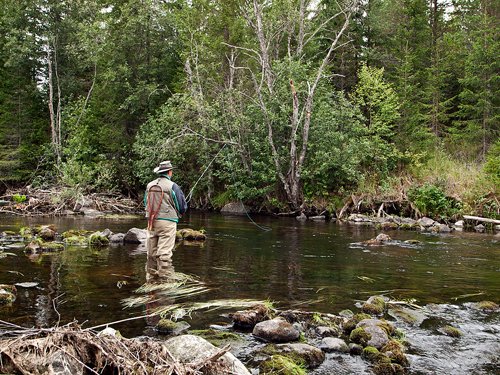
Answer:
[320,337,349,353]
[252,317,300,343]
[296,213,307,220]
[433,224,451,233]
[163,334,251,375]
[123,228,147,244]
[418,217,435,227]
[273,343,325,368]
[232,304,269,328]
[316,326,338,337]
[221,202,250,215]
[109,233,125,243]
[38,226,56,240]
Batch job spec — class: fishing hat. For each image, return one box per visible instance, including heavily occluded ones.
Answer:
[154,160,175,174]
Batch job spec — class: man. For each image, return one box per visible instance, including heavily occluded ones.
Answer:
[145,160,187,263]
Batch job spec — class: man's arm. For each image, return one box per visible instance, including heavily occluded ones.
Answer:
[172,183,188,215]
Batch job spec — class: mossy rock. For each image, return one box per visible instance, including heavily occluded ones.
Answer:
[44,242,65,252]
[380,340,404,353]
[399,223,411,230]
[349,327,371,346]
[405,239,421,244]
[475,301,499,311]
[442,326,462,338]
[362,302,384,316]
[343,313,371,333]
[0,284,17,304]
[157,319,190,334]
[88,233,110,247]
[388,349,410,367]
[259,354,306,375]
[3,230,16,236]
[64,236,89,245]
[362,346,379,359]
[377,222,399,230]
[190,328,242,347]
[175,231,183,241]
[181,229,207,241]
[373,363,405,375]
[372,353,392,364]
[62,230,92,239]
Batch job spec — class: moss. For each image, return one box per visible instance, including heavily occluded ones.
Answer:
[62,230,91,239]
[343,313,371,333]
[405,239,421,244]
[190,328,241,342]
[362,303,384,315]
[4,230,16,236]
[0,285,16,305]
[388,349,410,367]
[259,355,306,375]
[44,242,65,251]
[362,346,379,359]
[399,223,411,230]
[376,321,395,337]
[373,363,405,375]
[442,326,462,338]
[380,340,403,353]
[372,353,392,364]
[389,308,418,324]
[64,236,89,245]
[349,327,371,346]
[476,301,499,311]
[88,233,110,247]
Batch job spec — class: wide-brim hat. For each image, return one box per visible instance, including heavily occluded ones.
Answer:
[154,160,175,174]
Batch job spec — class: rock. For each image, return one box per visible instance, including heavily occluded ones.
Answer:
[163,334,251,375]
[25,239,43,253]
[418,217,435,227]
[373,363,405,375]
[357,318,394,336]
[378,222,399,230]
[232,304,269,328]
[178,229,207,241]
[475,301,499,311]
[39,225,56,240]
[387,306,426,326]
[89,233,110,246]
[433,224,451,233]
[454,220,464,228]
[221,202,250,215]
[363,233,392,245]
[474,224,485,232]
[320,337,349,353]
[252,317,300,343]
[441,325,462,337]
[343,313,371,333]
[109,233,125,243]
[349,214,371,222]
[273,343,325,368]
[316,326,338,337]
[361,297,387,316]
[0,284,17,304]
[123,228,147,243]
[100,229,112,238]
[364,326,389,349]
[296,212,307,220]
[157,319,190,334]
[98,327,120,337]
[310,216,325,221]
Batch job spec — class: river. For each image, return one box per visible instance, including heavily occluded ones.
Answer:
[1,210,500,374]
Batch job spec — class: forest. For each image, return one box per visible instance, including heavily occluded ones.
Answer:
[0,0,499,220]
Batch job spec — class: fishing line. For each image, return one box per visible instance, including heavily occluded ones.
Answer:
[186,144,228,203]
[185,143,272,232]
[225,146,272,232]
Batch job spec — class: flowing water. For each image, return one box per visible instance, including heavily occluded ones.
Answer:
[1,210,500,374]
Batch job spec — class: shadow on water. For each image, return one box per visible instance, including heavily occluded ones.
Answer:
[1,210,500,374]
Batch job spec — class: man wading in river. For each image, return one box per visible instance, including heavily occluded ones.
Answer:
[145,161,187,277]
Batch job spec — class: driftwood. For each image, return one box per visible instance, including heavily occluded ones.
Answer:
[463,215,500,225]
[0,320,233,375]
[0,188,140,216]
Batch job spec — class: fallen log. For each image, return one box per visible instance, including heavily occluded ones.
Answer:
[463,215,500,225]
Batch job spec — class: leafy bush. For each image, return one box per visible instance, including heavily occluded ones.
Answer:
[407,179,462,220]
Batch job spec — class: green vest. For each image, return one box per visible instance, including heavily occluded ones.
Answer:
[146,177,180,221]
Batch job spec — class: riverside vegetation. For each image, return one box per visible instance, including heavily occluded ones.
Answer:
[1,0,500,223]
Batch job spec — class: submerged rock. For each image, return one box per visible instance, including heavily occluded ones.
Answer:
[475,301,499,311]
[320,337,349,353]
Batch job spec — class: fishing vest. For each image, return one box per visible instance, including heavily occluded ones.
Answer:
[146,177,180,221]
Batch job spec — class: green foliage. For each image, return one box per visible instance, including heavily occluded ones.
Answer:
[12,194,26,204]
[407,179,462,220]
